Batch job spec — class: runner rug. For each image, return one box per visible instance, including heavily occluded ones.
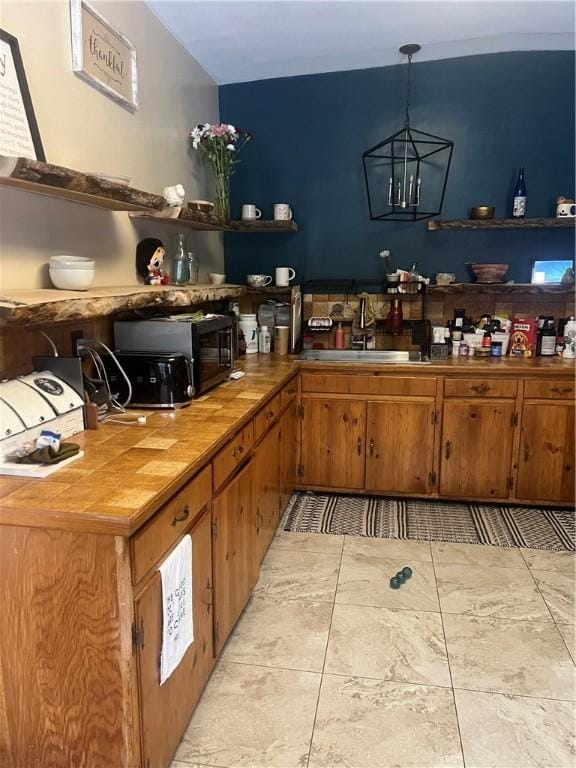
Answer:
[283,492,575,551]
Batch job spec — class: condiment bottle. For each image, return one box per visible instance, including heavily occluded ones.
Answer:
[334,322,345,349]
[387,299,403,335]
[258,326,271,354]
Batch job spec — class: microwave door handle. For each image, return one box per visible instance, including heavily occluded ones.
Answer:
[219,329,232,368]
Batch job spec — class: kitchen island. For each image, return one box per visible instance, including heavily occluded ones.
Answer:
[0,354,573,768]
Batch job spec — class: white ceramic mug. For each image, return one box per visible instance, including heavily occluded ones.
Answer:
[274,203,293,221]
[242,204,262,220]
[275,267,296,287]
[556,203,576,217]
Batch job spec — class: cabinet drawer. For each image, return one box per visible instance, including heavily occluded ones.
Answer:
[131,464,212,585]
[524,380,575,399]
[280,378,298,409]
[254,393,281,441]
[444,378,518,399]
[213,421,254,490]
[301,373,436,397]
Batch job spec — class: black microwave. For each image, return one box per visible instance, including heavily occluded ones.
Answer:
[114,315,234,395]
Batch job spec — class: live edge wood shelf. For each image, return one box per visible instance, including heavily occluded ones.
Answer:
[0,284,245,327]
[129,212,298,233]
[427,217,575,231]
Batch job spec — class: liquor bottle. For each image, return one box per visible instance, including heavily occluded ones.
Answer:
[512,167,527,218]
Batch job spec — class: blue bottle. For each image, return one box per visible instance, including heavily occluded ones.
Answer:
[512,168,526,218]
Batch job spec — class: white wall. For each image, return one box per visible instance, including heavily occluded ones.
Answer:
[0,0,222,290]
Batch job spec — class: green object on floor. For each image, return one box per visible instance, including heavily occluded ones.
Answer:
[401,566,413,579]
[389,575,402,589]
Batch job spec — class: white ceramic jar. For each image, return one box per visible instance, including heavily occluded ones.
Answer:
[239,314,258,354]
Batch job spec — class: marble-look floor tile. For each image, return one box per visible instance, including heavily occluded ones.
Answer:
[254,549,340,602]
[436,563,551,621]
[174,662,320,768]
[521,548,576,573]
[431,542,526,569]
[343,536,432,561]
[336,554,440,612]
[558,624,576,664]
[455,689,576,767]
[531,569,575,624]
[308,675,463,768]
[444,614,576,700]
[325,603,451,687]
[271,530,344,555]
[221,596,332,672]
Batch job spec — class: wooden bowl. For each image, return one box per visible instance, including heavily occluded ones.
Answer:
[188,200,214,214]
[470,263,509,283]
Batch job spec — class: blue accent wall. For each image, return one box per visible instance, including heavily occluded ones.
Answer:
[220,52,575,285]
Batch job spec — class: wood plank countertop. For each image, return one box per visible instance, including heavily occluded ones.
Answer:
[0,355,572,536]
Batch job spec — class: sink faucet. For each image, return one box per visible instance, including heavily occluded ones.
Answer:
[359,297,367,330]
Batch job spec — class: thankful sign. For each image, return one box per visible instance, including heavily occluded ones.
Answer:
[0,32,39,159]
[71,0,138,112]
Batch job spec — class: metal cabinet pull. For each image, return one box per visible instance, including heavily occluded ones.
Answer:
[171,504,190,526]
[369,438,375,457]
[233,445,244,458]
[471,383,490,394]
[445,441,452,460]
[523,444,530,462]
[550,387,572,394]
[357,437,362,455]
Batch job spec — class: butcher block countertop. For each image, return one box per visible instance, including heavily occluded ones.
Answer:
[0,354,572,536]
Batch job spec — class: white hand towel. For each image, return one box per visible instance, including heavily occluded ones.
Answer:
[158,533,194,685]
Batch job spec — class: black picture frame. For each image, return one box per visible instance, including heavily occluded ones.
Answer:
[0,28,45,161]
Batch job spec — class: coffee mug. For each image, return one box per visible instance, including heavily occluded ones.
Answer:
[274,203,293,221]
[557,203,576,217]
[242,204,262,220]
[275,267,296,287]
[247,274,272,287]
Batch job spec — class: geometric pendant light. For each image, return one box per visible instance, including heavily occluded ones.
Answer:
[362,44,454,221]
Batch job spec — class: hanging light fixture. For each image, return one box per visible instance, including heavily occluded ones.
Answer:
[362,44,454,222]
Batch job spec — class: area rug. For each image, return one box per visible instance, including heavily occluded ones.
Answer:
[283,493,575,551]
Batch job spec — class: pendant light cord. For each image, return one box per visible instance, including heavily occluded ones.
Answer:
[404,53,412,127]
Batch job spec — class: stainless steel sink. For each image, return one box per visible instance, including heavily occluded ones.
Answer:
[298,350,430,364]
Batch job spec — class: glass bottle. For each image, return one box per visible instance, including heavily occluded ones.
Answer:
[187,252,199,284]
[171,234,189,285]
[386,298,403,335]
[512,167,526,218]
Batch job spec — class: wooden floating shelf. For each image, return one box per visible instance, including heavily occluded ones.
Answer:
[130,213,298,233]
[0,156,165,213]
[428,283,574,294]
[0,284,245,327]
[428,217,576,231]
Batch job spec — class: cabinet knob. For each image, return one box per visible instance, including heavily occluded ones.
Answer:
[369,438,375,457]
[550,387,572,394]
[445,441,452,460]
[233,445,244,458]
[357,437,362,456]
[523,444,530,462]
[171,504,190,526]
[471,383,490,394]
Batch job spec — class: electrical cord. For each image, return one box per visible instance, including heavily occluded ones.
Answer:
[40,331,59,356]
[77,339,133,408]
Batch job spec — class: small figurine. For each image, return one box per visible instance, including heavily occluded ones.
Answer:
[163,184,186,207]
[136,238,170,285]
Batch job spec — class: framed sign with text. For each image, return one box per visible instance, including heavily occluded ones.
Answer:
[0,29,45,161]
[70,0,138,112]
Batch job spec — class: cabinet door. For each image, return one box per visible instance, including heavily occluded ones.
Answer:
[136,509,214,768]
[440,400,515,499]
[253,421,281,567]
[212,462,255,655]
[280,400,298,513]
[301,398,366,489]
[516,402,575,503]
[366,401,436,494]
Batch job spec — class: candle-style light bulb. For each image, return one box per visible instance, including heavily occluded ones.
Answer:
[408,174,414,206]
[416,177,422,206]
[388,177,393,206]
[396,180,402,206]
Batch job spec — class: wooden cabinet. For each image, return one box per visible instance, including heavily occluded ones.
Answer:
[280,399,298,511]
[365,401,436,494]
[300,397,366,489]
[516,402,575,503]
[135,508,214,768]
[439,400,516,499]
[212,461,256,655]
[253,421,281,567]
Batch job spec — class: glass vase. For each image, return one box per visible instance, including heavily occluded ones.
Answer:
[213,170,230,222]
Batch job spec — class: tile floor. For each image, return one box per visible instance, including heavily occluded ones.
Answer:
[172,532,576,768]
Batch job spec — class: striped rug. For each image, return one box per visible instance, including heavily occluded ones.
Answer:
[283,493,575,551]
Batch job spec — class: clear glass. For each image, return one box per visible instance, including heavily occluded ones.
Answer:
[187,252,200,284]
[171,233,189,284]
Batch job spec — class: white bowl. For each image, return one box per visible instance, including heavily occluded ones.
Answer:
[49,267,95,290]
[208,273,226,285]
[50,255,95,270]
